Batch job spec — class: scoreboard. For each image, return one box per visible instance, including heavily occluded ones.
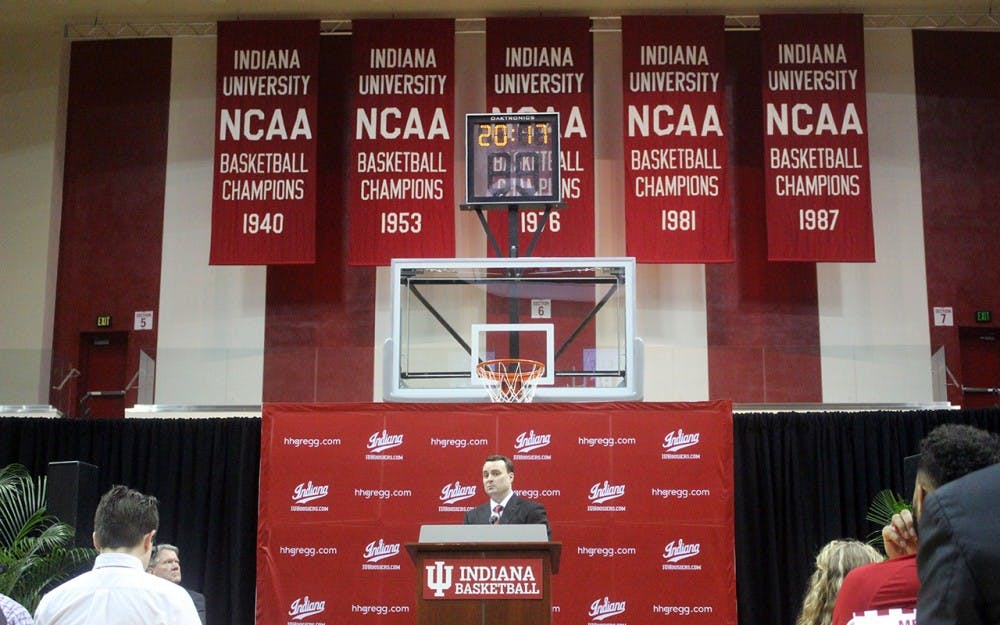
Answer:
[464,112,561,205]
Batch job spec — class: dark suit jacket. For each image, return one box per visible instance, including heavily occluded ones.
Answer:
[916,462,1000,625]
[187,588,207,625]
[463,494,551,540]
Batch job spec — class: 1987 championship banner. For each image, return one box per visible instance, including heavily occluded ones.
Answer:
[761,14,875,261]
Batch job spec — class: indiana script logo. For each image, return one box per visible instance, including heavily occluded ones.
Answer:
[288,596,326,620]
[514,430,552,453]
[662,429,700,452]
[589,597,626,621]
[663,538,701,563]
[363,538,401,563]
[368,429,404,453]
[588,480,626,504]
[440,480,477,504]
[292,481,329,504]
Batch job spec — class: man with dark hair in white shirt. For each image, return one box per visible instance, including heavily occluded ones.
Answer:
[34,485,200,625]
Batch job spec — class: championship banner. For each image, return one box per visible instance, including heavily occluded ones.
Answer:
[760,14,875,261]
[485,17,595,257]
[621,15,732,263]
[348,19,455,265]
[257,402,737,625]
[211,20,319,265]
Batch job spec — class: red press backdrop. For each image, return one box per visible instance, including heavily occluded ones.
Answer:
[257,401,735,625]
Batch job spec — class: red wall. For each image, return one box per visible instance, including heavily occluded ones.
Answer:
[50,39,172,416]
[706,31,822,403]
[262,36,377,402]
[914,30,1000,406]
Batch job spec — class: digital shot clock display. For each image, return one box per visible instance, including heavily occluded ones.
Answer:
[465,112,561,205]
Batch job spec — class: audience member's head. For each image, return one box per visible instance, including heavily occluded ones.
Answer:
[93,485,160,562]
[148,543,183,583]
[913,424,1000,519]
[796,539,883,625]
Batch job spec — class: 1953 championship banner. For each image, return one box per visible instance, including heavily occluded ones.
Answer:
[211,20,319,265]
[760,14,875,261]
[348,19,455,265]
[622,15,732,263]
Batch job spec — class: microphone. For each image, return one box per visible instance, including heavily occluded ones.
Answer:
[489,512,500,525]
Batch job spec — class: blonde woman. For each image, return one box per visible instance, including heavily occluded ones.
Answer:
[796,539,883,625]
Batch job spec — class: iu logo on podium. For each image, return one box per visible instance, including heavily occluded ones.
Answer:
[423,558,543,600]
[425,561,454,597]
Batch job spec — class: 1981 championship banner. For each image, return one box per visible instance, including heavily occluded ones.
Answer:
[622,15,732,263]
[760,14,875,261]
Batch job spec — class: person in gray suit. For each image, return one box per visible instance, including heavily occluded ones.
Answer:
[463,454,551,540]
[916,462,1000,625]
[148,543,207,625]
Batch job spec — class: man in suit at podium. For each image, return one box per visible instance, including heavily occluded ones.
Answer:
[464,454,551,540]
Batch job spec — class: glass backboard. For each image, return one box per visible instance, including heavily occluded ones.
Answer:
[384,257,641,401]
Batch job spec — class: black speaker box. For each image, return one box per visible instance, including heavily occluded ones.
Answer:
[46,461,99,548]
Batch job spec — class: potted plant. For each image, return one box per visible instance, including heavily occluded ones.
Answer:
[865,488,913,554]
[0,463,96,613]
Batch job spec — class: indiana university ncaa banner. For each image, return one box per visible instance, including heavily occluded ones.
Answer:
[348,19,455,265]
[622,16,732,263]
[486,17,595,257]
[211,20,319,265]
[760,14,875,261]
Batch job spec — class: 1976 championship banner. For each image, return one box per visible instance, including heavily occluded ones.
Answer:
[622,15,732,263]
[348,19,455,265]
[485,17,595,257]
[211,20,319,265]
[760,14,875,261]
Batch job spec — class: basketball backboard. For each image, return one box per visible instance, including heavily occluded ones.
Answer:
[384,257,641,401]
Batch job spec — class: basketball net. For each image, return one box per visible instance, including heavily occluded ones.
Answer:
[476,358,545,403]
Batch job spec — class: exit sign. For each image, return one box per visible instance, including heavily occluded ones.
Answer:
[976,310,992,323]
[96,314,112,328]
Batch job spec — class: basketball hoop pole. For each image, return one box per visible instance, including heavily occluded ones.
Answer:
[459,200,565,363]
[507,204,521,357]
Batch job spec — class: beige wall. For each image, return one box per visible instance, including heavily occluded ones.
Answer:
[0,28,66,405]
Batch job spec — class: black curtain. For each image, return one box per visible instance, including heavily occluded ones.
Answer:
[2,407,998,625]
[0,417,260,625]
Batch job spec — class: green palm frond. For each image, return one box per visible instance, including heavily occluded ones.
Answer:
[0,463,97,613]
[864,489,912,551]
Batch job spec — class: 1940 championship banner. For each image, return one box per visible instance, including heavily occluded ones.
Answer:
[257,402,736,625]
[622,16,732,263]
[348,19,455,265]
[760,14,875,261]
[485,17,595,257]
[211,20,319,265]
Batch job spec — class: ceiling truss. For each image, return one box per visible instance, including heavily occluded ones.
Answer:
[65,13,1000,39]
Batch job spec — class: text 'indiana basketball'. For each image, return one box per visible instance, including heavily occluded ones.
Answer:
[423,558,543,599]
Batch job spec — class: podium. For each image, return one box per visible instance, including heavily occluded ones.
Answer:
[407,525,561,625]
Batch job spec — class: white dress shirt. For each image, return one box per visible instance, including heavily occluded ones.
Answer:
[34,553,201,625]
